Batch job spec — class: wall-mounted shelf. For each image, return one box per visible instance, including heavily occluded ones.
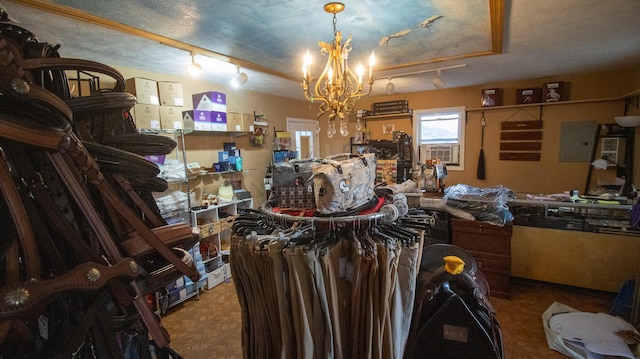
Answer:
[186,130,250,137]
[361,112,413,126]
[466,96,623,113]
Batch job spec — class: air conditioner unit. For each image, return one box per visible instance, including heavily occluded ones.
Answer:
[419,144,460,164]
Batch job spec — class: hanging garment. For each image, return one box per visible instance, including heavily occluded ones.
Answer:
[230,212,421,359]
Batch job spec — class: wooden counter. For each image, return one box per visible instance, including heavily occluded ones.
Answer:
[511,225,640,293]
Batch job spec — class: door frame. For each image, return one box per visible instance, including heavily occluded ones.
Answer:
[286,117,319,159]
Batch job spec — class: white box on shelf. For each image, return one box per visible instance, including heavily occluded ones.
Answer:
[193,91,226,112]
[158,81,184,107]
[125,77,159,105]
[132,104,161,129]
[182,110,195,132]
[206,267,225,289]
[159,106,183,129]
[227,112,243,132]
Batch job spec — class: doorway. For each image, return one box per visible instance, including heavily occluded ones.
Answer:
[286,118,319,159]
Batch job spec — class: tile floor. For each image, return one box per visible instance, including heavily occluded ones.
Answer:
[160,277,617,358]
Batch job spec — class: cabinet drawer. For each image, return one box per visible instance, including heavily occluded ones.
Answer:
[452,234,511,256]
[451,219,512,237]
[468,250,511,274]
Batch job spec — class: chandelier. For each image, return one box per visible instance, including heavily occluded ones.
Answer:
[302,2,375,138]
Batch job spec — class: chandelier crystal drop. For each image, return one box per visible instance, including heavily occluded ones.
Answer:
[301,2,375,137]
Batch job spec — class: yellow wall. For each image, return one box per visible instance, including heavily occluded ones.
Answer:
[333,68,640,195]
[108,65,640,206]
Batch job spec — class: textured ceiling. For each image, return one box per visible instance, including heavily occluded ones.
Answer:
[2,0,640,100]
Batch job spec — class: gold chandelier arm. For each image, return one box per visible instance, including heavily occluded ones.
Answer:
[300,2,375,136]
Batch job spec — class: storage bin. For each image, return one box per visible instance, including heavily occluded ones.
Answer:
[206,267,225,289]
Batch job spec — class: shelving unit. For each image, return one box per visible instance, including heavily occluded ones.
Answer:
[186,130,250,137]
[192,198,253,290]
[148,128,254,312]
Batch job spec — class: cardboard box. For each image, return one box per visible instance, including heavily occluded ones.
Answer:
[210,111,227,131]
[227,112,244,132]
[481,88,502,107]
[218,151,229,162]
[189,110,227,131]
[543,81,564,102]
[516,88,542,104]
[192,91,227,112]
[242,113,255,132]
[157,81,184,107]
[144,154,166,165]
[159,105,183,129]
[125,77,159,105]
[131,103,161,129]
[182,111,195,132]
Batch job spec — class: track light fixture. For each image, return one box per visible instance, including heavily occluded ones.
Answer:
[185,52,202,77]
[231,65,248,88]
[432,69,445,89]
[385,78,395,95]
[380,64,465,92]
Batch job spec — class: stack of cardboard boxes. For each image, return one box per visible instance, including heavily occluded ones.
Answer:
[126,78,258,133]
[185,91,228,131]
[125,77,186,131]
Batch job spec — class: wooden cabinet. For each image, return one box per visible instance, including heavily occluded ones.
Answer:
[451,219,513,299]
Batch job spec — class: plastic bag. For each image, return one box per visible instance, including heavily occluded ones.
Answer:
[443,184,515,226]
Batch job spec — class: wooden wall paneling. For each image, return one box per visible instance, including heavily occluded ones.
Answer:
[500,120,543,161]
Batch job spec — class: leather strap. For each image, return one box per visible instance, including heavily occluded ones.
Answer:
[0,110,69,151]
[19,57,126,92]
[61,134,200,281]
[47,150,172,347]
[0,148,40,280]
[0,258,140,318]
[66,91,136,117]
[120,223,195,258]
[112,173,166,228]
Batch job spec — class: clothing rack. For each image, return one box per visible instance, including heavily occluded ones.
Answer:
[231,206,426,359]
[259,205,391,224]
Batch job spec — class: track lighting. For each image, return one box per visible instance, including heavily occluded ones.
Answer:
[185,52,202,77]
[385,78,395,95]
[432,69,445,89]
[381,64,465,92]
[231,65,248,88]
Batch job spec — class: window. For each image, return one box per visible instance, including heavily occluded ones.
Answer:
[413,106,465,170]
